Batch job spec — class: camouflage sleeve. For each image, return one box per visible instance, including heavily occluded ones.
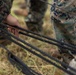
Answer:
[56,0,75,13]
[3,0,13,11]
[0,0,13,23]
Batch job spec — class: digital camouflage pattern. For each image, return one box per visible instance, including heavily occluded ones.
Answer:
[51,0,76,69]
[51,0,76,45]
[25,0,48,32]
[0,0,13,23]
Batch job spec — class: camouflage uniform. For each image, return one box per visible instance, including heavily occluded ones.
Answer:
[25,0,48,32]
[0,0,13,23]
[51,0,76,67]
[0,0,13,40]
[51,0,76,46]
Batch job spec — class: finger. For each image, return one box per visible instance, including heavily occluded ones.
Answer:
[11,28,15,35]
[8,27,19,37]
[8,28,11,32]
[15,29,19,37]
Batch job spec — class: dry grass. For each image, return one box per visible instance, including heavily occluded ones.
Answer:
[0,0,64,75]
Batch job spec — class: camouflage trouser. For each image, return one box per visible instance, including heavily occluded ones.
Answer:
[25,0,48,32]
[51,17,76,53]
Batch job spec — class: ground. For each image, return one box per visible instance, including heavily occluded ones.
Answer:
[0,0,64,75]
